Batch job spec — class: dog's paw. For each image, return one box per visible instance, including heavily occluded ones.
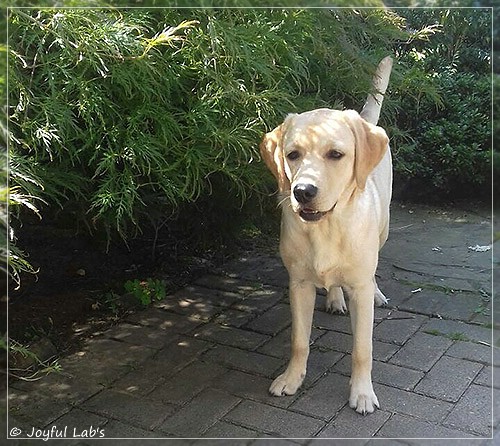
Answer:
[269,370,305,396]
[349,383,379,415]
[326,288,347,313]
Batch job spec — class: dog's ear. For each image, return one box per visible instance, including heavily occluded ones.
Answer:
[259,124,291,193]
[343,110,389,190]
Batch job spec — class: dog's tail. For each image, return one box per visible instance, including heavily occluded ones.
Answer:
[360,56,393,126]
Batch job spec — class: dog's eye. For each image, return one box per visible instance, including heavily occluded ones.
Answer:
[287,151,301,161]
[326,150,343,160]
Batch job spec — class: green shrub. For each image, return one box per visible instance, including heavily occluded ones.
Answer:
[389,8,491,199]
[9,8,403,240]
[394,71,490,196]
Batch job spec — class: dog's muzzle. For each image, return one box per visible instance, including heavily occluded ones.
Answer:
[293,183,334,222]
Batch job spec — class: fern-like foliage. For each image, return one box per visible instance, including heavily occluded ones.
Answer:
[9,8,406,238]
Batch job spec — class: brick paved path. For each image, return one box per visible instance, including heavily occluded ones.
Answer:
[6,203,498,443]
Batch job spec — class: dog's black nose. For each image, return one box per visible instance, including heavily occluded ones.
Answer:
[293,183,318,204]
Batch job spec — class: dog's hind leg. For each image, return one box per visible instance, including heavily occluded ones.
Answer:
[374,277,388,306]
[326,286,347,313]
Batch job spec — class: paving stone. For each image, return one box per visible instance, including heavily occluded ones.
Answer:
[8,389,72,428]
[9,369,105,414]
[444,384,492,436]
[376,413,475,438]
[48,408,108,431]
[7,415,42,436]
[202,420,261,438]
[422,318,492,344]
[192,323,270,350]
[100,420,164,438]
[372,340,400,362]
[194,274,262,295]
[400,289,485,322]
[105,323,173,349]
[224,400,325,438]
[173,285,242,308]
[244,304,291,335]
[210,369,296,409]
[154,285,240,321]
[333,356,424,391]
[60,337,156,385]
[213,308,255,328]
[312,311,352,334]
[389,331,453,371]
[202,345,284,377]
[11,338,156,400]
[303,330,398,364]
[231,287,285,314]
[415,356,482,402]
[319,406,391,438]
[374,383,453,422]
[157,389,240,437]
[111,336,212,396]
[315,331,352,353]
[312,338,391,364]
[373,313,427,345]
[10,204,493,441]
[125,307,204,334]
[82,389,174,430]
[302,348,344,388]
[222,254,288,288]
[446,340,493,364]
[257,327,325,359]
[290,373,350,419]
[475,366,496,388]
[148,361,227,405]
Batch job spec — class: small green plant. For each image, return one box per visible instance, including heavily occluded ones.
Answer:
[124,278,167,306]
[3,337,62,381]
[92,291,122,316]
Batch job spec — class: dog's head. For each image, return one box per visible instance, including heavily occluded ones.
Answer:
[260,109,388,223]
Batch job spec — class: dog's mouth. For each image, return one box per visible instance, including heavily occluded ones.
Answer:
[299,207,329,222]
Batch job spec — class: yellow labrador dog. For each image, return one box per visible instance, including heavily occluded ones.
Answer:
[260,56,393,414]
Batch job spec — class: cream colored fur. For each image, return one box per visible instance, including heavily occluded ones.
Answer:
[260,56,393,414]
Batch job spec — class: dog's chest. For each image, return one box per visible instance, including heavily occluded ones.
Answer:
[281,226,350,289]
[305,239,346,288]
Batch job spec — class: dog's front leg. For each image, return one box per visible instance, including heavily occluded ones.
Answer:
[269,280,316,396]
[348,282,379,414]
